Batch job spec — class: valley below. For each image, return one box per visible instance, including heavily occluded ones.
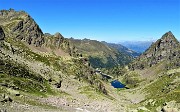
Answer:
[0,9,179,112]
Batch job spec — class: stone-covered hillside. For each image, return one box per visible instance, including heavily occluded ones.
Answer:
[0,9,114,112]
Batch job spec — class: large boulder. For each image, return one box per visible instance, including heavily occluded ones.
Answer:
[0,26,5,41]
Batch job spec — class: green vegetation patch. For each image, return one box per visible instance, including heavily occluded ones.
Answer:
[0,55,55,96]
[122,71,142,88]
[0,73,54,97]
[143,72,180,111]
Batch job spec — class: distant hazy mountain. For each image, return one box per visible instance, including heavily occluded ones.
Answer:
[102,41,141,58]
[119,41,153,53]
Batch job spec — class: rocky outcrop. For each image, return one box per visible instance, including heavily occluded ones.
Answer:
[54,32,64,48]
[144,31,179,59]
[13,14,44,46]
[44,32,76,55]
[0,94,13,103]
[0,9,44,47]
[161,101,180,112]
[129,31,180,70]
[0,26,5,41]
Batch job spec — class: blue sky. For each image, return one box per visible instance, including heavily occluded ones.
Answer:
[0,0,180,42]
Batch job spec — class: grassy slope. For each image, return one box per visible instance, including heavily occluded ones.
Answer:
[121,67,180,111]
[143,69,180,110]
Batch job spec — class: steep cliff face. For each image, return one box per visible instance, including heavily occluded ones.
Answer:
[129,31,180,70]
[0,9,44,47]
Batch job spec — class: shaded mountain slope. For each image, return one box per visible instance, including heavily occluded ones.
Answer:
[102,42,141,58]
[69,38,133,68]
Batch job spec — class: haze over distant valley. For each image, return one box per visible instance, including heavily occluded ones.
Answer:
[119,40,154,53]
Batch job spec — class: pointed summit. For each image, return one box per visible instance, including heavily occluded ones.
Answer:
[165,31,173,35]
[160,31,179,45]
[129,31,180,70]
[147,31,179,54]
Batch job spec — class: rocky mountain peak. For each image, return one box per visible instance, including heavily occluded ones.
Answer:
[0,9,44,47]
[129,31,180,70]
[145,31,179,55]
[53,32,65,47]
[159,31,179,46]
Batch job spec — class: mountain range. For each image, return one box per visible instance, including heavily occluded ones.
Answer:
[0,9,179,112]
[69,38,138,68]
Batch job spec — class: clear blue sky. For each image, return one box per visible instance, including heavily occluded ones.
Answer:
[0,0,180,42]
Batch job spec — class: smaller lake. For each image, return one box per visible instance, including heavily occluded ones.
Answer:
[111,80,125,88]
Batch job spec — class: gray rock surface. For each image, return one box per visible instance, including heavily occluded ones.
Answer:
[54,32,64,47]
[0,9,44,47]
[129,31,180,70]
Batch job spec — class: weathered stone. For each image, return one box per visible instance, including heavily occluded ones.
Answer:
[0,26,5,41]
[12,20,23,32]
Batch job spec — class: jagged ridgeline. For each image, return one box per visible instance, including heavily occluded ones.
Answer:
[0,9,107,99]
[0,9,76,55]
[129,31,180,70]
